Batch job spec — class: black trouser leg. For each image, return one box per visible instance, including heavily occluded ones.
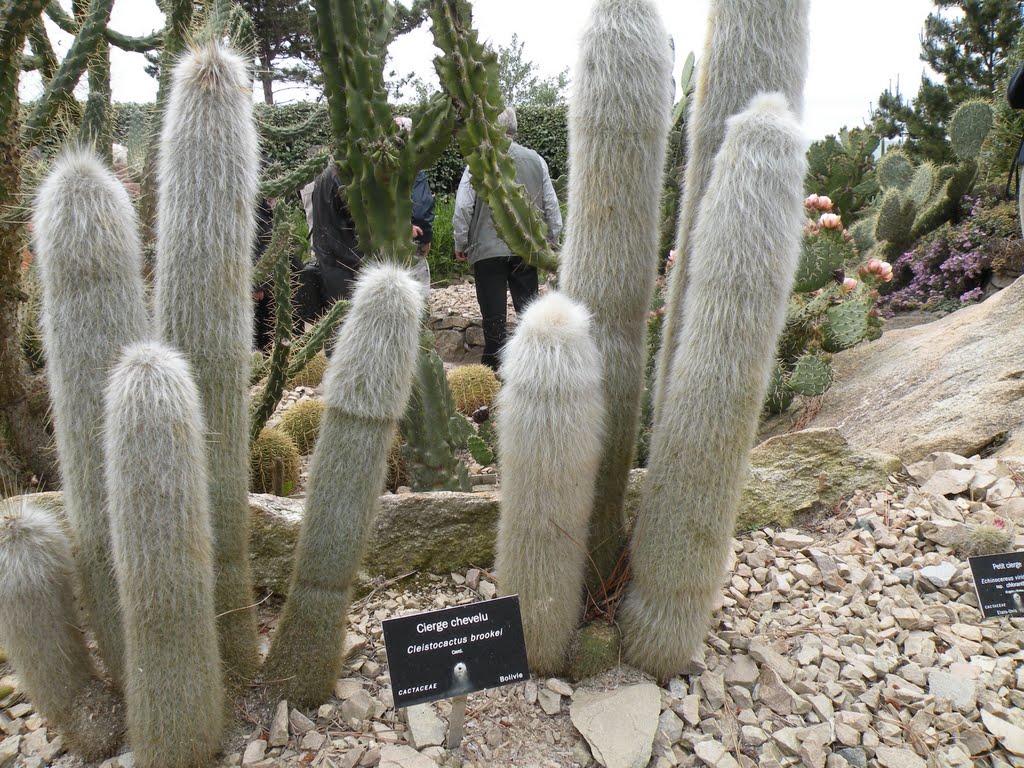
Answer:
[507,255,539,315]
[474,257,512,370]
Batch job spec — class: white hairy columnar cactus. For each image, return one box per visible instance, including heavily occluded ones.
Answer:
[558,0,674,587]
[654,0,811,420]
[495,292,605,675]
[32,149,150,686]
[263,263,424,707]
[0,498,124,760]
[105,342,224,768]
[622,93,808,680]
[155,42,261,684]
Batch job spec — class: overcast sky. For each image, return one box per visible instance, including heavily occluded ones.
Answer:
[22,0,939,141]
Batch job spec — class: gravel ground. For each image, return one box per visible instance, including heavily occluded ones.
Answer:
[4,452,1024,768]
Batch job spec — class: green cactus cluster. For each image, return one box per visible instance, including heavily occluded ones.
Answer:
[858,100,994,261]
[399,335,472,491]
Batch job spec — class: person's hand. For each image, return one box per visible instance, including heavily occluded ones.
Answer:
[411,224,423,239]
[455,251,467,262]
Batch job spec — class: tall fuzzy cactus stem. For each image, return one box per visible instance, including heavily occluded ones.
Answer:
[263,264,423,707]
[653,0,810,421]
[622,95,808,680]
[495,293,605,675]
[32,149,150,686]
[558,0,673,585]
[104,342,224,768]
[0,498,124,760]
[155,42,260,684]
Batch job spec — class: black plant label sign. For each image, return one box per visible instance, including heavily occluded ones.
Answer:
[382,595,530,709]
[969,552,1024,619]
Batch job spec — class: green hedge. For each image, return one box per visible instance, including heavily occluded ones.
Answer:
[109,102,568,195]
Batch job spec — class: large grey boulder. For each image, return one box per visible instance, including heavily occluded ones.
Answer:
[806,277,1024,462]
[20,489,500,596]
[737,428,900,531]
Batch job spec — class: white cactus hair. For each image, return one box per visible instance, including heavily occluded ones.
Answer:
[622,93,808,680]
[104,341,223,768]
[263,264,425,705]
[155,40,260,683]
[495,291,605,675]
[32,146,150,686]
[558,0,674,583]
[0,497,124,760]
[654,0,811,419]
[321,262,425,421]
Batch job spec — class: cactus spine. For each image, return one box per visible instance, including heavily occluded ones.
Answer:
[32,149,150,686]
[263,264,423,706]
[104,342,224,768]
[558,0,673,585]
[154,43,260,684]
[495,293,605,675]
[653,0,810,421]
[622,95,808,680]
[0,498,124,760]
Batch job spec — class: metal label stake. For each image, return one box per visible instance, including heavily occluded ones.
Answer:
[447,694,467,749]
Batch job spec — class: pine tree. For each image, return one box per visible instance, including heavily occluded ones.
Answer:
[872,0,1023,162]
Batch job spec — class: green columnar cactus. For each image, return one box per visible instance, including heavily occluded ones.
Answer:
[260,151,331,199]
[311,0,455,263]
[32,150,150,686]
[0,498,124,760]
[495,293,605,675]
[622,95,807,680]
[154,43,259,685]
[104,343,224,768]
[399,334,473,491]
[263,264,423,706]
[557,0,673,587]
[653,0,810,421]
[429,0,558,271]
[22,0,115,146]
[79,35,112,162]
[251,206,295,441]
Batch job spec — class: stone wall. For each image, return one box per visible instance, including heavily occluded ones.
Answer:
[429,310,518,365]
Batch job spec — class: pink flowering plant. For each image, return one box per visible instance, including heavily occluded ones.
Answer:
[878,195,1019,313]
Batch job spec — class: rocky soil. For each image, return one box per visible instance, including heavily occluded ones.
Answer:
[4,452,1024,768]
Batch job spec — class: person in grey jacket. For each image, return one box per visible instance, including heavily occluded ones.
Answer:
[453,107,562,369]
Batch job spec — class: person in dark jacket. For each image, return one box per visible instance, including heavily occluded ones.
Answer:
[310,160,363,306]
[397,115,435,288]
[251,196,275,350]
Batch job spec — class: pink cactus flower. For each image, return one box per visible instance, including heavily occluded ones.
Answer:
[819,213,842,230]
[816,195,833,212]
[841,277,858,293]
[866,258,882,272]
[805,193,820,209]
[879,262,893,282]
